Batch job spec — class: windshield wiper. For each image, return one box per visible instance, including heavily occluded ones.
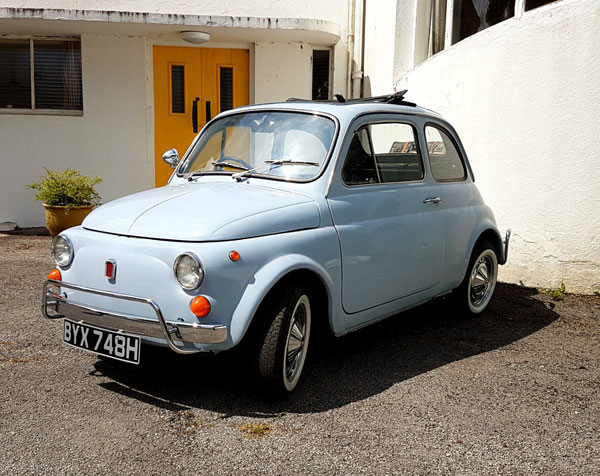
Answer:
[232,159,319,182]
[264,159,320,166]
[213,161,249,171]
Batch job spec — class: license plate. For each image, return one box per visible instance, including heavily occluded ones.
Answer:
[63,320,141,364]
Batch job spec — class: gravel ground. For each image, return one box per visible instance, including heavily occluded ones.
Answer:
[0,234,598,475]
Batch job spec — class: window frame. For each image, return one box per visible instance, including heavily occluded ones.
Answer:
[341,119,426,188]
[0,36,83,117]
[423,121,468,183]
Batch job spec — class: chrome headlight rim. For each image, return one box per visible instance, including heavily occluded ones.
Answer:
[173,252,204,290]
[51,234,74,267]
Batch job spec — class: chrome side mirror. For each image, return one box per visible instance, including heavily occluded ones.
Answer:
[162,148,179,168]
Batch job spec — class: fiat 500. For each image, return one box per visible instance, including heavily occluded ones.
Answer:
[43,92,510,395]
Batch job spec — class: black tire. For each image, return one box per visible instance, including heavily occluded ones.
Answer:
[452,241,498,315]
[255,286,312,396]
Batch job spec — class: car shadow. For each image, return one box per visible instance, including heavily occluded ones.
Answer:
[94,283,558,415]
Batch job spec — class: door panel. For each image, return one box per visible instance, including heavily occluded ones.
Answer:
[328,183,444,314]
[153,46,249,187]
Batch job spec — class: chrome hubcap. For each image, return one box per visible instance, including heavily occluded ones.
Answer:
[470,256,493,307]
[285,296,309,384]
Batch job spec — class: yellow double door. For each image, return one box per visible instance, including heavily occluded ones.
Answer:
[153,46,249,186]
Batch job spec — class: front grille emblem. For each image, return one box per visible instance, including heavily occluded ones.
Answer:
[105,259,117,280]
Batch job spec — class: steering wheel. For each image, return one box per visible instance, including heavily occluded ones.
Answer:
[213,156,253,171]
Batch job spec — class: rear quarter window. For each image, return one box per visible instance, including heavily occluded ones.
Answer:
[425,124,467,182]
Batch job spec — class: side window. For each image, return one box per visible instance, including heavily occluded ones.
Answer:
[341,128,379,185]
[370,123,423,182]
[425,125,466,181]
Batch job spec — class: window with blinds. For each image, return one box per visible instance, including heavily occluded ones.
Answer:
[219,67,233,112]
[0,38,82,112]
[312,50,330,101]
[171,65,185,114]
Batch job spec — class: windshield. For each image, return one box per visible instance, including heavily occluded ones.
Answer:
[179,111,336,181]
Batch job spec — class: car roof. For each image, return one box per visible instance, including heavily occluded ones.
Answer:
[219,91,443,123]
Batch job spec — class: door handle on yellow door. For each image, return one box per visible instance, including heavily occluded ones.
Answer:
[205,101,211,123]
[192,97,199,133]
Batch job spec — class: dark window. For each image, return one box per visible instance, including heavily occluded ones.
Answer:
[425,125,466,181]
[525,0,559,11]
[312,50,330,100]
[452,0,514,44]
[0,41,31,109]
[428,0,447,57]
[342,128,379,185]
[0,38,82,112]
[220,67,233,112]
[34,40,82,110]
[370,123,424,182]
[170,65,185,114]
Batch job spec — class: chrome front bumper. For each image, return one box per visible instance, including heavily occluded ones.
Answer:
[43,280,227,354]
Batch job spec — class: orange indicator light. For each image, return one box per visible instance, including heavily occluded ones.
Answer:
[48,268,62,281]
[229,250,241,262]
[190,296,211,318]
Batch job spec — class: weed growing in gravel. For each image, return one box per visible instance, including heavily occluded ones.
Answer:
[240,422,272,439]
[173,411,204,434]
[546,283,566,301]
[0,357,30,363]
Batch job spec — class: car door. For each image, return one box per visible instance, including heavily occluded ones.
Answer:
[326,115,444,314]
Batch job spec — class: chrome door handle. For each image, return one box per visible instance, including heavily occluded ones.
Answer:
[423,196,442,204]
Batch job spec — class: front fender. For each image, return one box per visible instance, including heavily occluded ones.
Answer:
[228,254,336,345]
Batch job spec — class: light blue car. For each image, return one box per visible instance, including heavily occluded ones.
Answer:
[44,92,510,395]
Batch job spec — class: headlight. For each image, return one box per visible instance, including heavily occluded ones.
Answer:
[173,253,204,290]
[51,235,74,267]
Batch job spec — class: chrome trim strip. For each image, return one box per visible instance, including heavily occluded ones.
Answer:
[42,280,227,353]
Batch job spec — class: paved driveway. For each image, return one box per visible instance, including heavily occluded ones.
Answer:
[1,234,598,475]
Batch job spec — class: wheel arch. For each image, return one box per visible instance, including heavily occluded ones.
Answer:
[474,228,503,258]
[229,255,334,346]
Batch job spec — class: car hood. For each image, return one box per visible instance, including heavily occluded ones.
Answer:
[82,182,320,241]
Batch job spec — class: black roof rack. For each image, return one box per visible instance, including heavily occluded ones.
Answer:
[285,90,416,107]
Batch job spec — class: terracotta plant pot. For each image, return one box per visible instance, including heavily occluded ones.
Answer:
[43,204,94,237]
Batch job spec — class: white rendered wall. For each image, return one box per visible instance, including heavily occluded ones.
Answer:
[1,0,349,26]
[363,0,397,96]
[254,42,312,103]
[0,34,150,227]
[392,0,600,293]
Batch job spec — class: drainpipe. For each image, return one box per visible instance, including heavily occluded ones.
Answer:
[346,0,356,99]
[351,0,366,98]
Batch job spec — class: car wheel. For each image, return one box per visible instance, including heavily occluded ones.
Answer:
[256,287,312,396]
[455,241,498,315]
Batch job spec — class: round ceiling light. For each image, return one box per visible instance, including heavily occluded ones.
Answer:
[181,31,211,44]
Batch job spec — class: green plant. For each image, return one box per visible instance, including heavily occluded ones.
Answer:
[28,168,102,207]
[240,422,272,438]
[546,283,566,301]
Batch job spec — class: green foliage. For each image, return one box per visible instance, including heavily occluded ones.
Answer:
[28,168,102,207]
[546,283,566,301]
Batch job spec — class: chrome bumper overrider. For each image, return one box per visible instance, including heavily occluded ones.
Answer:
[500,228,511,265]
[43,280,227,354]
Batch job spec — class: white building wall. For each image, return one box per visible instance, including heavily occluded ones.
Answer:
[254,42,313,103]
[362,0,397,96]
[0,34,150,227]
[1,0,349,26]
[391,0,600,293]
